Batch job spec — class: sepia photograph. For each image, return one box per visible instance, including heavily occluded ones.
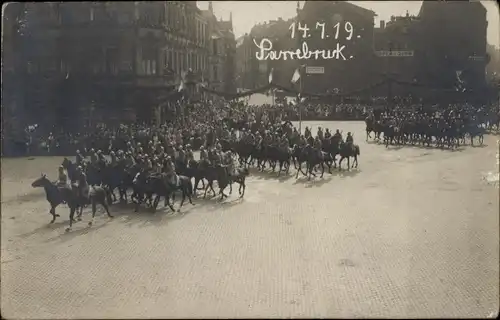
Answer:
[1,1,499,318]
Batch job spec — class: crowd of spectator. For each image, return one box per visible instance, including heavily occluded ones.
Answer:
[2,95,496,157]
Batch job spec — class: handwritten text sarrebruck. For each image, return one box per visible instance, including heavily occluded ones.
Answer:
[253,21,356,61]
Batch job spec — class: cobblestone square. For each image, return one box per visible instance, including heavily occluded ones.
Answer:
[1,121,498,318]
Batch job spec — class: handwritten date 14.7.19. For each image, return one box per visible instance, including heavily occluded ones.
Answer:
[289,21,354,41]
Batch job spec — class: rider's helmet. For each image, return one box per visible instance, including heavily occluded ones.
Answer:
[76,166,82,172]
[76,149,80,154]
[200,145,205,150]
[59,165,64,171]
[110,151,115,156]
[90,148,95,153]
[97,150,102,154]
[179,145,183,150]
[347,132,352,136]
[186,144,191,149]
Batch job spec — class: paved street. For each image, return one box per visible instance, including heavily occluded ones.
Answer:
[1,121,498,319]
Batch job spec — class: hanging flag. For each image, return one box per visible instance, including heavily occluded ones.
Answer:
[268,68,274,84]
[65,71,70,79]
[178,79,185,92]
[456,70,464,84]
[455,70,466,92]
[291,68,301,84]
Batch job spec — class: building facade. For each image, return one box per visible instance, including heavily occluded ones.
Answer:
[3,2,213,129]
[201,2,236,94]
[417,1,488,90]
[297,1,376,94]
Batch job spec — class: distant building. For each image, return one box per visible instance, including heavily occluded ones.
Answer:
[486,44,500,81]
[235,34,254,89]
[249,17,296,88]
[373,13,420,83]
[3,2,210,127]
[297,1,377,94]
[417,1,488,90]
[201,2,236,94]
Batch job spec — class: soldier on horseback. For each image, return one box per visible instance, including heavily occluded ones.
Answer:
[57,165,69,188]
[304,126,311,139]
[230,128,238,142]
[97,150,107,165]
[313,136,322,157]
[345,132,354,151]
[110,151,117,166]
[185,144,194,164]
[74,166,90,202]
[76,149,84,166]
[333,129,342,142]
[280,134,289,151]
[125,152,135,167]
[164,156,178,186]
[90,149,98,165]
[177,145,186,164]
[317,127,324,140]
[200,145,209,163]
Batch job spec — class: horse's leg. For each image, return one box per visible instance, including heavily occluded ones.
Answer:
[88,200,98,226]
[320,162,325,178]
[165,194,175,212]
[178,191,186,212]
[240,180,246,197]
[295,166,301,179]
[152,195,160,212]
[185,185,194,205]
[203,181,211,199]
[134,194,141,212]
[49,206,57,223]
[66,206,76,232]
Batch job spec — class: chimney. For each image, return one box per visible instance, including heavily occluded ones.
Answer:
[208,1,213,13]
[380,20,385,29]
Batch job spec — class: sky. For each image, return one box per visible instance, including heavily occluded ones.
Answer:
[197,0,500,47]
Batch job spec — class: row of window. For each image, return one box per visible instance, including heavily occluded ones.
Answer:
[163,50,208,76]
[28,3,197,36]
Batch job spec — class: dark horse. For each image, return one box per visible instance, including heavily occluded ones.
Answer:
[228,167,250,198]
[164,174,195,211]
[338,142,360,170]
[31,174,112,232]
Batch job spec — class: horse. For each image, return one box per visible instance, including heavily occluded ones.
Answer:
[203,164,231,200]
[292,145,309,178]
[228,167,250,198]
[338,142,360,170]
[302,145,326,180]
[31,174,112,232]
[163,174,195,211]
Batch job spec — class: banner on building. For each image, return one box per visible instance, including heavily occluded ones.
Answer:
[305,66,324,74]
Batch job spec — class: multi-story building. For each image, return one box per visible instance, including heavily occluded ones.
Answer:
[297,1,376,94]
[373,14,420,82]
[2,2,211,128]
[417,0,488,90]
[201,2,236,93]
[486,43,500,81]
[235,33,254,89]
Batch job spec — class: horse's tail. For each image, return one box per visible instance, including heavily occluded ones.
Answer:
[356,146,360,156]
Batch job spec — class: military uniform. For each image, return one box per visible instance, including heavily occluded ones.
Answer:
[57,167,68,188]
